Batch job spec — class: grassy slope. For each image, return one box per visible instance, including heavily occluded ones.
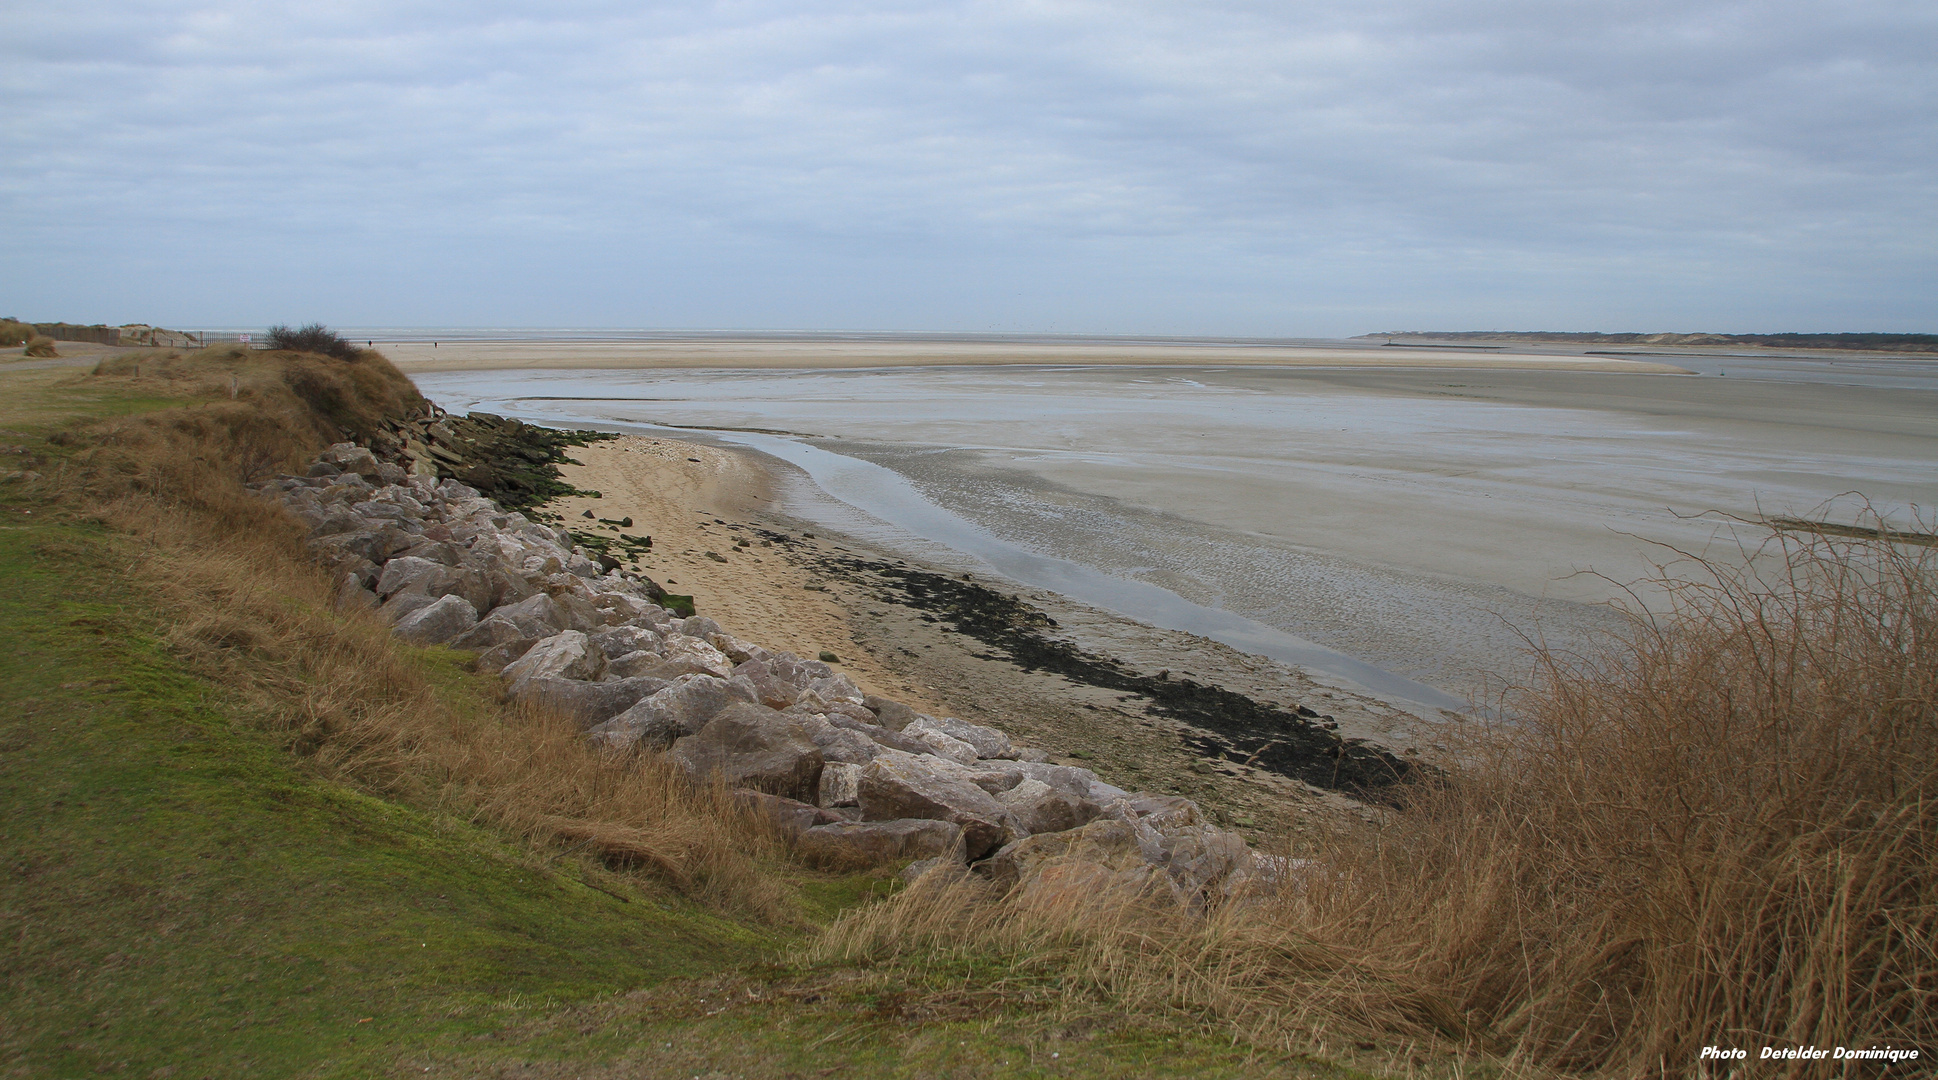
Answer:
[0,368,1343,1078]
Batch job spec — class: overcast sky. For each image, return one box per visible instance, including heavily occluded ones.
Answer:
[4,0,1933,336]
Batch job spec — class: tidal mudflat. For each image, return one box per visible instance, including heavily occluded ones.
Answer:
[409,346,1938,707]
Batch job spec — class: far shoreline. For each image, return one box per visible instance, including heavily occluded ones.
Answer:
[380,338,1696,375]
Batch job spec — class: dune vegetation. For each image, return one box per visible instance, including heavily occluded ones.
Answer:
[1,341,1929,1077]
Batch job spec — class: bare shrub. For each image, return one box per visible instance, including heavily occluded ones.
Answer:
[266,322,361,361]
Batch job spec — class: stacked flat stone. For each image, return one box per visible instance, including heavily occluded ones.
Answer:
[254,441,1278,906]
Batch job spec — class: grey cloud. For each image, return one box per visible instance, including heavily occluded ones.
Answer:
[1,0,1931,333]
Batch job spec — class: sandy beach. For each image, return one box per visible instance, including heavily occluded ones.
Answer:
[544,434,949,712]
[546,431,1436,829]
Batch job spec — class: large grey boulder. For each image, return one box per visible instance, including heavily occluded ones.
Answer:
[795,819,964,869]
[641,636,733,680]
[864,694,919,731]
[1008,762,1107,802]
[817,762,863,807]
[491,593,567,636]
[794,715,880,765]
[593,591,660,623]
[591,625,660,659]
[379,589,438,625]
[333,571,378,613]
[731,657,807,709]
[974,818,1177,903]
[678,615,724,638]
[921,715,1013,760]
[1151,825,1252,898]
[394,539,464,567]
[323,443,383,480]
[589,673,757,751]
[605,650,671,679]
[731,789,847,835]
[501,630,606,683]
[393,594,479,645]
[308,526,412,567]
[447,614,537,653]
[509,675,668,728]
[668,703,824,802]
[899,717,981,765]
[857,750,1015,859]
[475,637,538,674]
[828,714,935,757]
[997,778,1104,836]
[1115,792,1203,831]
[962,761,1025,795]
[375,555,446,598]
[374,555,490,612]
[485,565,539,609]
[804,673,865,705]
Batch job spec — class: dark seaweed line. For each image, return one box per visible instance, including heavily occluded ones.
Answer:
[799,548,1416,797]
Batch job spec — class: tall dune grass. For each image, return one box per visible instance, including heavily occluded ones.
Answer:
[819,524,1937,1075]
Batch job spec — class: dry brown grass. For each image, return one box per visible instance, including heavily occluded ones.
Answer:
[816,524,1938,1077]
[44,347,791,920]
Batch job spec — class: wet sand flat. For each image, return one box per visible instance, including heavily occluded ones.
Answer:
[421,355,1938,700]
[385,338,1692,374]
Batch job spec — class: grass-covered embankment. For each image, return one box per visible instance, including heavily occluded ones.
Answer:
[0,351,1320,1077]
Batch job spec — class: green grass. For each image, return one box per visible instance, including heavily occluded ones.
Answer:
[0,517,763,1076]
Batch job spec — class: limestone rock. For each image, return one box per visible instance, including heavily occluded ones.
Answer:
[510,675,668,728]
[922,715,1013,760]
[857,750,1014,859]
[732,789,846,836]
[375,555,444,598]
[668,703,824,802]
[448,614,537,653]
[333,571,378,613]
[899,717,981,765]
[490,592,566,636]
[604,650,671,679]
[501,630,606,683]
[817,761,863,807]
[997,778,1104,836]
[591,673,757,751]
[379,589,437,625]
[590,624,660,660]
[864,694,919,731]
[393,594,479,645]
[642,636,734,680]
[975,818,1175,902]
[963,762,1025,795]
[475,637,538,674]
[828,715,935,757]
[801,720,879,766]
[804,673,865,705]
[795,819,965,869]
